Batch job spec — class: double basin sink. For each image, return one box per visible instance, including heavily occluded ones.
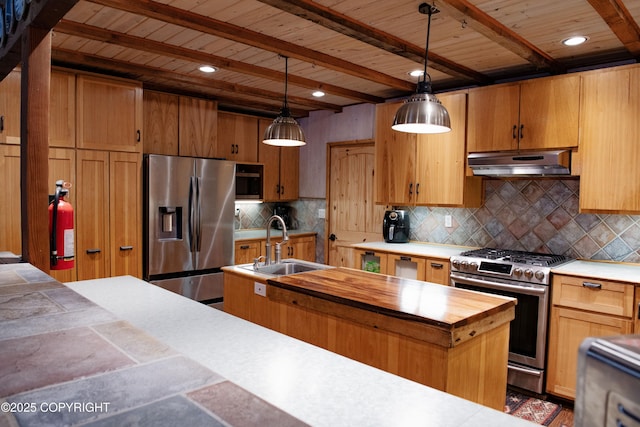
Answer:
[240,259,333,277]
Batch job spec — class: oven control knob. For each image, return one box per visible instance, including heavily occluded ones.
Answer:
[513,267,523,276]
[524,269,534,278]
[470,262,478,270]
[534,270,545,281]
[461,261,469,269]
[452,259,460,269]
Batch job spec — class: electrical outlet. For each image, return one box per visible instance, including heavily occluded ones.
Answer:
[235,208,240,217]
[254,282,266,297]
[445,215,453,228]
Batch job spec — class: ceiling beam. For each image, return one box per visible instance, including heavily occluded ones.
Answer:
[86,0,415,92]
[53,20,384,105]
[436,0,565,73]
[52,49,342,114]
[586,0,640,56]
[255,0,491,84]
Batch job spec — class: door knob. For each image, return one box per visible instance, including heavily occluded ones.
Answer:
[329,234,337,241]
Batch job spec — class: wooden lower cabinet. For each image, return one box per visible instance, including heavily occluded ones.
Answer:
[354,249,450,286]
[353,249,388,274]
[235,234,317,265]
[234,240,261,265]
[546,274,635,400]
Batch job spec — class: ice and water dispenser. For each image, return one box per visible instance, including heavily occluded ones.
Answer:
[158,206,182,239]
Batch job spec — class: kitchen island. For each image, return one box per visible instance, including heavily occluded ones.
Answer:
[0,262,532,426]
[224,265,516,411]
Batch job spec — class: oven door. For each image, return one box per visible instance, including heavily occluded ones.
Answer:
[450,272,549,369]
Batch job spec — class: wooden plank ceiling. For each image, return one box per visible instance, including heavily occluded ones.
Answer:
[42,0,640,117]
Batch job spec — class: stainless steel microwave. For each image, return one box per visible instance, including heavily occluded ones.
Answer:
[236,163,263,200]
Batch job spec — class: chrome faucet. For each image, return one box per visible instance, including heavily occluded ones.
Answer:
[265,215,289,265]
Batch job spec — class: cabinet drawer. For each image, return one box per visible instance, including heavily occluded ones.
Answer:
[552,274,634,317]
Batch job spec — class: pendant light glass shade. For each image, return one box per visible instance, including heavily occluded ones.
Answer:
[263,56,306,146]
[392,3,451,134]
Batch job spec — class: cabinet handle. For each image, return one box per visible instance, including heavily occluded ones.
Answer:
[400,256,412,261]
[364,251,375,256]
[519,124,524,139]
[276,184,281,194]
[240,244,250,249]
[0,115,4,132]
[120,246,133,251]
[512,125,517,139]
[582,281,602,290]
[416,183,420,195]
[430,262,444,269]
[280,185,284,195]
[235,144,239,153]
[86,248,101,254]
[136,130,141,142]
[408,182,413,196]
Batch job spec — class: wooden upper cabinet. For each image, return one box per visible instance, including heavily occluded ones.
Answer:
[179,96,217,158]
[49,70,76,148]
[375,95,482,207]
[76,75,143,153]
[217,111,259,162]
[467,74,580,152]
[579,65,640,213]
[143,91,179,156]
[0,69,21,145]
[258,118,300,201]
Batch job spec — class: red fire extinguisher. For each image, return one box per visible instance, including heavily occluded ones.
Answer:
[49,180,75,270]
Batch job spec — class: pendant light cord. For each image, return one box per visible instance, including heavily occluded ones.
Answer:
[418,3,436,93]
[283,56,290,114]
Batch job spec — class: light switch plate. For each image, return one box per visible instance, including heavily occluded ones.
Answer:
[445,215,453,228]
[318,209,326,219]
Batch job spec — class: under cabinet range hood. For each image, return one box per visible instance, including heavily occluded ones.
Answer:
[468,150,571,177]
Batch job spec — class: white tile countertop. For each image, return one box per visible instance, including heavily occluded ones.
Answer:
[351,241,477,259]
[552,260,640,283]
[67,275,534,427]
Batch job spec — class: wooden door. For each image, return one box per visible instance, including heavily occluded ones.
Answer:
[519,74,580,150]
[110,152,142,278]
[143,91,179,155]
[76,75,142,153]
[217,112,258,162]
[48,148,77,283]
[0,69,21,145]
[76,150,110,280]
[278,146,299,201]
[467,83,519,152]
[416,92,467,205]
[0,145,21,254]
[546,307,633,400]
[374,102,415,205]
[579,67,640,212]
[327,142,387,267]
[49,70,76,148]
[179,96,217,158]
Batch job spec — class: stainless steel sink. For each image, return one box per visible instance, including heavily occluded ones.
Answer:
[239,259,332,276]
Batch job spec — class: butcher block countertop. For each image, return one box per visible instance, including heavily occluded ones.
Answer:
[266,267,516,348]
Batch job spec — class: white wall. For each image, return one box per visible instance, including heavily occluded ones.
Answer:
[297,103,376,198]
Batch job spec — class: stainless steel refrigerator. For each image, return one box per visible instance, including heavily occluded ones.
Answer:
[143,154,235,305]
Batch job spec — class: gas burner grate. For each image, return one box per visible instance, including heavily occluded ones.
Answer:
[460,248,570,267]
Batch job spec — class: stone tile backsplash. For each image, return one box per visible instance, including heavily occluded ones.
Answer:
[236,179,640,263]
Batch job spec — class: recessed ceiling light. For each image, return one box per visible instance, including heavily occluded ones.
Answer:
[312,90,325,97]
[199,65,217,73]
[562,36,588,46]
[408,70,424,77]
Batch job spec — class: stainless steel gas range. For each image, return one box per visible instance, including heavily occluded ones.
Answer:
[450,248,572,394]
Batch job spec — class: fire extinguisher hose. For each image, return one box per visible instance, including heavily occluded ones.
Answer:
[50,185,61,266]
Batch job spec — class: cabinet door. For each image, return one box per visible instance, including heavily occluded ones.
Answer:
[353,249,388,274]
[110,152,141,278]
[258,120,280,201]
[425,259,450,286]
[0,69,21,145]
[76,150,110,280]
[580,67,640,212]
[48,148,77,283]
[467,83,519,152]
[235,241,261,265]
[217,112,258,162]
[375,101,416,205]
[387,254,426,281]
[278,146,299,201]
[287,235,316,261]
[143,91,179,155]
[0,145,21,254]
[519,75,580,150]
[49,70,76,148]
[76,75,142,152]
[546,307,633,400]
[635,289,639,333]
[179,96,217,158]
[416,92,469,205]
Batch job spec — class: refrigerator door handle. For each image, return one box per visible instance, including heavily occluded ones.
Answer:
[196,177,202,251]
[189,176,197,253]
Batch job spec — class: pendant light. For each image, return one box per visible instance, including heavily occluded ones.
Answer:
[392,3,451,134]
[263,56,306,146]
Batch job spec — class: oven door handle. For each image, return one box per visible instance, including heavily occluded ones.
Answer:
[450,273,547,296]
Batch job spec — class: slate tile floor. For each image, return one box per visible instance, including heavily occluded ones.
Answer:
[0,264,307,426]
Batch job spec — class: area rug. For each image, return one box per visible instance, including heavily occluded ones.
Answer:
[504,390,562,425]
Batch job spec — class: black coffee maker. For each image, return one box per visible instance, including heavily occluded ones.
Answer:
[383,210,410,243]
[273,205,293,229]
